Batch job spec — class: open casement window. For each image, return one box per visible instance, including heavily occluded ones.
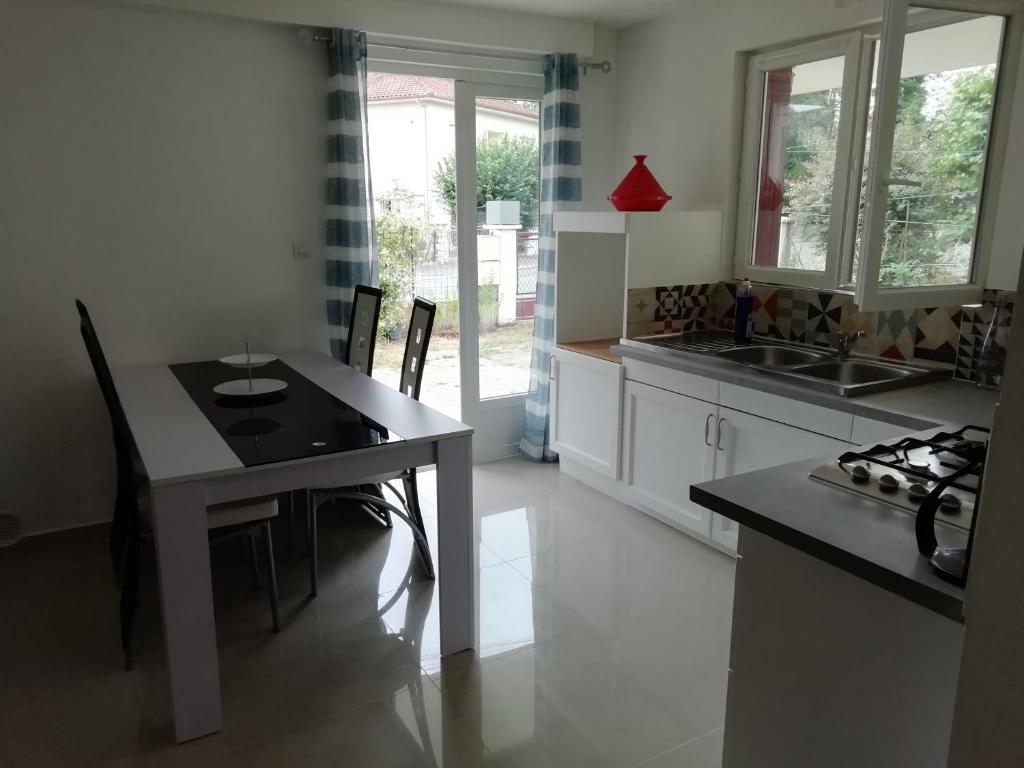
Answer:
[735,0,1022,308]
[736,32,870,290]
[856,0,1021,310]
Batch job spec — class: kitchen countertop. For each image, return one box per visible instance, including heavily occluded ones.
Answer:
[557,338,622,364]
[691,459,969,622]
[614,337,999,622]
[612,339,997,429]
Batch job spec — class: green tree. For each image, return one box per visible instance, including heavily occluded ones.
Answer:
[782,66,996,287]
[375,195,419,338]
[433,135,539,229]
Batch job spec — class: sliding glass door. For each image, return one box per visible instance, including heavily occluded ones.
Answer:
[454,81,543,460]
[365,70,541,459]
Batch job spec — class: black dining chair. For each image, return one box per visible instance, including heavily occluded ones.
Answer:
[307,297,437,596]
[290,285,386,543]
[345,284,383,375]
[76,300,283,669]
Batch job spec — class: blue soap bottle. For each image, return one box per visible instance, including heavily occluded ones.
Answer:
[734,279,754,345]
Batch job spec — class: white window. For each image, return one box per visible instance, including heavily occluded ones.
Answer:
[734,0,1021,310]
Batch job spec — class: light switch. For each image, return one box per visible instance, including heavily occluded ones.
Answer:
[292,240,311,259]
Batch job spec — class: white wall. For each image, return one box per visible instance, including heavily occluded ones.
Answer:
[0,0,326,533]
[581,24,620,210]
[613,0,1024,289]
[947,254,1024,764]
[118,0,596,57]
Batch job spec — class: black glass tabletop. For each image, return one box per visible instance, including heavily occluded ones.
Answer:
[170,359,403,467]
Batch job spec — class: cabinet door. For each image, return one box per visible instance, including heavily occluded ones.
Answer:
[622,380,717,537]
[711,407,851,551]
[550,349,624,478]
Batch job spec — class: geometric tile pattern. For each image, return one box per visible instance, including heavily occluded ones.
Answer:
[876,309,917,361]
[628,281,1013,374]
[626,283,715,337]
[913,307,963,365]
[954,292,1015,382]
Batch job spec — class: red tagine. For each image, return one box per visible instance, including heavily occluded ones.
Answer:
[607,155,672,212]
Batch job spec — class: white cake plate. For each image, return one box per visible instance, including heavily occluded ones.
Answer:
[219,353,278,368]
[213,378,288,397]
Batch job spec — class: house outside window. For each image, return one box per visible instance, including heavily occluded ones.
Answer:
[734,0,1022,311]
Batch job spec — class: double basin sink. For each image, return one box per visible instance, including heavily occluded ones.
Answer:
[636,332,943,396]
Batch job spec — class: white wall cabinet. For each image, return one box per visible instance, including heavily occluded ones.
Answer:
[621,380,717,537]
[550,348,624,479]
[710,408,851,551]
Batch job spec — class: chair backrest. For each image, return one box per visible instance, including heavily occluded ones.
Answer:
[76,299,132,453]
[399,297,436,401]
[346,284,383,375]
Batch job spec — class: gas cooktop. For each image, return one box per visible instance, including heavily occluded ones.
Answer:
[809,425,990,533]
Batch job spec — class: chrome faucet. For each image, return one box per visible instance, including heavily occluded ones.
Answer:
[834,331,865,361]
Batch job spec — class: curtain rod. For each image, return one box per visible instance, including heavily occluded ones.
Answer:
[301,29,611,73]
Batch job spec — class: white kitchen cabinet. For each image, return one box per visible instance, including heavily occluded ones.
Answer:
[550,348,624,479]
[710,408,851,551]
[621,379,717,537]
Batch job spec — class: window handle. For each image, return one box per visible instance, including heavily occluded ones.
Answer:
[549,354,556,381]
[704,414,714,447]
[717,418,727,451]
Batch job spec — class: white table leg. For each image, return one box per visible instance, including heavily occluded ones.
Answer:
[150,482,223,743]
[435,435,476,655]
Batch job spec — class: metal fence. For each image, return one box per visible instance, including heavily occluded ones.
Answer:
[516,233,539,295]
[400,227,539,306]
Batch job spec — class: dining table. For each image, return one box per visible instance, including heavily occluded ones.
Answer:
[111,349,475,743]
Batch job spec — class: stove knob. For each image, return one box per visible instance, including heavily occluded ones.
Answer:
[908,483,929,502]
[878,474,899,493]
[851,465,870,484]
[939,494,962,514]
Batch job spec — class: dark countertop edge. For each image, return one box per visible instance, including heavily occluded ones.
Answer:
[690,484,965,623]
[611,342,945,430]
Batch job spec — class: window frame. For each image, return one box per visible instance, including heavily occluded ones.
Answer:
[735,32,867,290]
[855,0,1022,310]
[731,0,1022,309]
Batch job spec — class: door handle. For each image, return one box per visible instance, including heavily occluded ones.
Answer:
[704,414,714,447]
[549,354,556,381]
[716,417,727,451]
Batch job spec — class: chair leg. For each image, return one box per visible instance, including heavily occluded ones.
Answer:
[308,494,319,597]
[403,470,434,580]
[304,489,312,556]
[248,532,260,590]
[286,491,295,552]
[361,483,392,528]
[262,522,281,633]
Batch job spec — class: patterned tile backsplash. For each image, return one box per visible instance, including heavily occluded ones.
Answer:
[625,282,1015,383]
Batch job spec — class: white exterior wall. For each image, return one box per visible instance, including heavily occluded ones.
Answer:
[368,98,538,225]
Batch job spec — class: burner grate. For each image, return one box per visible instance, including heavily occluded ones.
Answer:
[837,425,989,495]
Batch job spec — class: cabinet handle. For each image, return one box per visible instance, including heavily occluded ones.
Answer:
[548,354,556,381]
[704,413,713,447]
[717,417,727,451]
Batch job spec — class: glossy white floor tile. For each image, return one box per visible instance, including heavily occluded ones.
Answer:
[0,457,735,766]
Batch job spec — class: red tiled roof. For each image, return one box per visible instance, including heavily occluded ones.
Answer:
[367,72,539,120]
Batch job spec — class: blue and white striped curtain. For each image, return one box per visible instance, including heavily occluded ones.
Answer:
[521,53,582,462]
[325,29,376,360]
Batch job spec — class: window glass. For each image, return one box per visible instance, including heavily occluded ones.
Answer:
[858,14,1003,287]
[751,56,845,272]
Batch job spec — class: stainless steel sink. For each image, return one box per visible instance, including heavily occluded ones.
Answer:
[784,359,943,395]
[717,345,831,368]
[625,330,947,396]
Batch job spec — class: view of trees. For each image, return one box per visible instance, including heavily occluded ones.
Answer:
[433,134,540,230]
[375,187,418,337]
[782,65,996,286]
